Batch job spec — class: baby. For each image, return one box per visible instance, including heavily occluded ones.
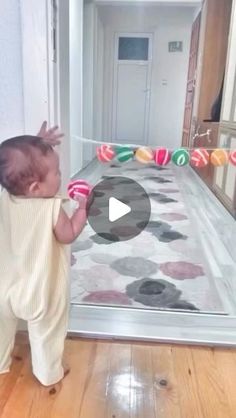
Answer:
[0,135,87,386]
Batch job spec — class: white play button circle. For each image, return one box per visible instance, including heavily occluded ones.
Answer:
[87,176,151,242]
[109,197,131,222]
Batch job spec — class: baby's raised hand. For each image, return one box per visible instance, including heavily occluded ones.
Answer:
[37,121,64,146]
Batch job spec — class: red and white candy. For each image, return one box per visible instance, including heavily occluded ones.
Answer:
[190,148,209,168]
[67,180,91,200]
[229,150,236,166]
[96,145,115,163]
[154,148,171,166]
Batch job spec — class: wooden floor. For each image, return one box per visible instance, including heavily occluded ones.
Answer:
[1,335,236,417]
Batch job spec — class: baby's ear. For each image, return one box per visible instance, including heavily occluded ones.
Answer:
[28,181,41,195]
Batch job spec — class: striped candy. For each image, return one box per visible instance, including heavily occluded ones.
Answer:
[210,149,229,166]
[171,148,190,166]
[190,148,209,168]
[229,150,236,166]
[115,146,134,162]
[135,147,154,164]
[67,180,91,200]
[96,145,115,163]
[154,148,171,166]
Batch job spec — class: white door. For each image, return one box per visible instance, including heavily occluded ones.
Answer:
[112,33,153,145]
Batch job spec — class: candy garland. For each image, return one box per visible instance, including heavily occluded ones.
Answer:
[96,145,236,167]
[67,146,236,201]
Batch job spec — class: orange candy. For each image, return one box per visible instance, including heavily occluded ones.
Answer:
[135,147,154,164]
[210,149,229,166]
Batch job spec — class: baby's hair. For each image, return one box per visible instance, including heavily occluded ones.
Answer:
[0,135,53,195]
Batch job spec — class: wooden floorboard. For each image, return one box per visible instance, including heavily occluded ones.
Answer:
[1,334,236,418]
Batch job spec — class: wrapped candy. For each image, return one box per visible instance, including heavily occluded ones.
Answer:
[154,148,171,166]
[190,148,209,168]
[67,180,91,200]
[96,145,115,163]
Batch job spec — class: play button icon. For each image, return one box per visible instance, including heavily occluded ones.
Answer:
[109,197,131,222]
[86,176,151,242]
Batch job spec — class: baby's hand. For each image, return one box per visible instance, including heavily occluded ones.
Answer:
[37,121,64,146]
[75,191,94,210]
[75,194,88,210]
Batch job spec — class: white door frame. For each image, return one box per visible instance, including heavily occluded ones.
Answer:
[111,32,153,145]
[18,0,70,332]
[20,0,70,192]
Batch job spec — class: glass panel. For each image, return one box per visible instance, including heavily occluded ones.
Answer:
[118,37,149,61]
[73,0,236,330]
[234,98,236,122]
[215,165,225,189]
[222,0,236,121]
[215,133,228,188]
[225,136,236,199]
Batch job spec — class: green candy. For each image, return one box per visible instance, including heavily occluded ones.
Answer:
[115,146,134,162]
[171,148,190,166]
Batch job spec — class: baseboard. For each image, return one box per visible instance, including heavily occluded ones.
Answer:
[69,304,236,347]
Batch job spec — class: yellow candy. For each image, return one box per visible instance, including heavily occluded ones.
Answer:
[135,147,154,164]
[210,149,229,166]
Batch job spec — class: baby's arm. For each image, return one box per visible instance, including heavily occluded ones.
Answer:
[54,197,87,244]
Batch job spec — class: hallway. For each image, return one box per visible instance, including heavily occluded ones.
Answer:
[71,160,236,315]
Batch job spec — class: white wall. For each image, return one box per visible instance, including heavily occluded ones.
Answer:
[93,11,105,142]
[99,5,195,149]
[151,11,192,148]
[0,0,24,140]
[57,0,71,191]
[83,2,95,164]
[70,0,84,176]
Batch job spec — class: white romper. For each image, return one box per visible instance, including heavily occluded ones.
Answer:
[0,190,69,386]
